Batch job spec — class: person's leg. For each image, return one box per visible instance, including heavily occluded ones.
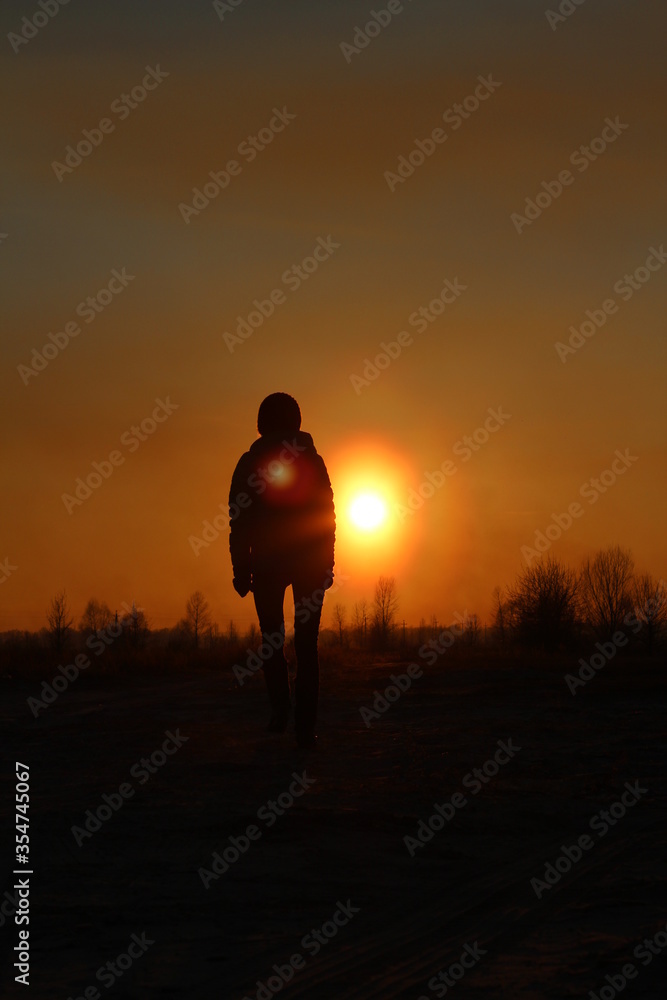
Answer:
[252,570,291,729]
[292,574,326,740]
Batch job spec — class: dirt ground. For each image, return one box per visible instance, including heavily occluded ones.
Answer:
[2,647,665,999]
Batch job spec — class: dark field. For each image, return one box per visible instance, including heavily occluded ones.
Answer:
[2,646,665,999]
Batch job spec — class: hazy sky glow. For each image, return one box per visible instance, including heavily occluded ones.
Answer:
[2,0,665,630]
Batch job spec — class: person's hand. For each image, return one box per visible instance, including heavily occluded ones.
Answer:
[233,577,251,598]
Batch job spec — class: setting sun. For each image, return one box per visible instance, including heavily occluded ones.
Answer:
[350,493,387,531]
[323,436,423,592]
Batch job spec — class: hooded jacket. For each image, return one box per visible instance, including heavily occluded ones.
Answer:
[229,430,335,585]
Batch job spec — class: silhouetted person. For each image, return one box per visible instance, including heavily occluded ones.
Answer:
[229,393,335,748]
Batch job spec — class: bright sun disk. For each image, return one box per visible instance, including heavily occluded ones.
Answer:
[349,493,387,531]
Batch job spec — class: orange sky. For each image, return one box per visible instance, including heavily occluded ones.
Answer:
[1,0,665,631]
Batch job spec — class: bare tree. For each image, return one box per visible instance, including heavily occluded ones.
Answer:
[352,600,368,647]
[332,603,346,646]
[581,545,634,638]
[372,575,398,649]
[80,599,113,635]
[631,573,667,651]
[492,586,506,644]
[505,556,582,649]
[245,622,259,646]
[121,602,150,648]
[183,591,213,649]
[464,613,481,646]
[47,591,73,654]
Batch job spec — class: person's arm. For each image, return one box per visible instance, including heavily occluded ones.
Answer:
[229,455,253,596]
[314,456,336,588]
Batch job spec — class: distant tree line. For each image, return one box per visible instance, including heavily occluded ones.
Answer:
[329,576,482,652]
[492,545,665,651]
[330,575,400,651]
[2,546,663,678]
[1,590,244,666]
